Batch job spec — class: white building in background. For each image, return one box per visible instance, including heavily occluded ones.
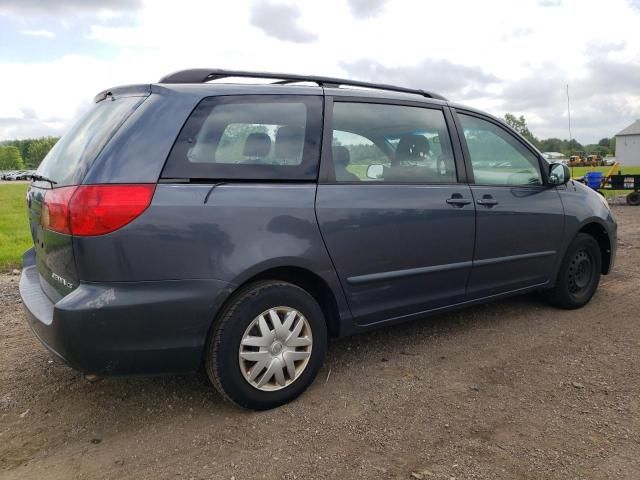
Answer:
[615,120,640,166]
[542,152,568,164]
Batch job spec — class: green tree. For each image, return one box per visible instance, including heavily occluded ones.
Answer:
[538,138,565,153]
[503,113,539,147]
[567,139,584,152]
[25,137,58,168]
[0,146,25,169]
[585,143,609,156]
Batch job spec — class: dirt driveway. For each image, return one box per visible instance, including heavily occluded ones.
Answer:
[1,207,639,480]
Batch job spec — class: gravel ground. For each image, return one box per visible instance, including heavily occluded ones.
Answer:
[1,206,639,480]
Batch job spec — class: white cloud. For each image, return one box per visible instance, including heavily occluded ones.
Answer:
[96,8,124,21]
[249,1,317,43]
[1,0,640,143]
[0,0,141,15]
[347,0,388,18]
[21,29,56,38]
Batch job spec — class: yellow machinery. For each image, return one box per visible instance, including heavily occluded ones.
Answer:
[586,153,604,166]
[568,155,584,167]
[600,161,620,187]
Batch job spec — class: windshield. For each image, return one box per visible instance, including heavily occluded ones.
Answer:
[37,96,144,186]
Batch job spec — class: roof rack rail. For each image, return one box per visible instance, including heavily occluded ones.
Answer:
[158,69,447,101]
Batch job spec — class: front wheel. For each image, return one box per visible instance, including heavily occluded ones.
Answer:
[545,233,602,309]
[205,281,327,410]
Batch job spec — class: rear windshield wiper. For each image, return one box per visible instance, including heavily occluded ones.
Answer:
[30,174,58,187]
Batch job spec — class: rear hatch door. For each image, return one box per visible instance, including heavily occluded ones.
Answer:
[27,90,148,301]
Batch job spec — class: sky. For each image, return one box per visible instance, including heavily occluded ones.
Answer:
[0,0,639,144]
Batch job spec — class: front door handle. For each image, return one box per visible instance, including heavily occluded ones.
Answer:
[477,195,499,207]
[446,194,471,207]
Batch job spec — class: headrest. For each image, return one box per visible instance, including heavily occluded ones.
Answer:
[243,132,271,157]
[396,134,430,160]
[275,125,305,159]
[332,146,351,166]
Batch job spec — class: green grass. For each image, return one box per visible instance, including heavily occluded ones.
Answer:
[569,165,640,177]
[569,166,640,199]
[0,183,31,271]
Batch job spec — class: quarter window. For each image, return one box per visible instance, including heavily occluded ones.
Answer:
[330,102,457,183]
[162,95,322,181]
[458,114,542,186]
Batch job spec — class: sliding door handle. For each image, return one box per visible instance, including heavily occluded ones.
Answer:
[477,195,499,207]
[446,195,471,207]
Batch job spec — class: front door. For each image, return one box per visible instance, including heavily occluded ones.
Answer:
[454,111,565,299]
[315,99,476,325]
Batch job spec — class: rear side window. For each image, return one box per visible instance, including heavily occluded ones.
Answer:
[36,96,145,186]
[329,102,457,183]
[162,95,322,181]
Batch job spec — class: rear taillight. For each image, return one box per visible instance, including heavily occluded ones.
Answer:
[41,186,77,235]
[42,184,155,236]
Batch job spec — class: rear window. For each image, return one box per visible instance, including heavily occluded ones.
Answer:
[162,95,322,181]
[37,96,144,186]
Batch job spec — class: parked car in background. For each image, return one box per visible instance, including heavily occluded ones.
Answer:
[3,170,34,180]
[3,170,21,180]
[20,69,617,410]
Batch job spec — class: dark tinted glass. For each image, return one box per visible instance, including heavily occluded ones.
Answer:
[162,95,322,181]
[37,96,144,186]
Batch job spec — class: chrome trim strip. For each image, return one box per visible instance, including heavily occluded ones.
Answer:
[473,250,556,267]
[346,251,556,285]
[346,260,473,285]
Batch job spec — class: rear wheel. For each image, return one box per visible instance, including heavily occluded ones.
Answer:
[545,233,601,309]
[626,191,640,206]
[205,281,327,410]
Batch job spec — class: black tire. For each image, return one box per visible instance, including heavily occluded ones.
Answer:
[626,192,640,206]
[546,233,601,309]
[205,281,327,410]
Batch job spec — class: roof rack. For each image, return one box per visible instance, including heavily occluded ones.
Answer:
[158,69,447,101]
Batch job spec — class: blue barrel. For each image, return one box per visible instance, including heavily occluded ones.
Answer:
[585,171,603,189]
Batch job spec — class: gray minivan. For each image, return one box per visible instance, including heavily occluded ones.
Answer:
[20,69,617,410]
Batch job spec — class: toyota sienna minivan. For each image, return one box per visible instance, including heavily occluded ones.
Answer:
[20,69,617,410]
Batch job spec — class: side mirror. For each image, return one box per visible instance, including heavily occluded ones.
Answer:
[549,162,570,185]
[366,164,384,180]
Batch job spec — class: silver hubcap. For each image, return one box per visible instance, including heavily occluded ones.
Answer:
[239,307,313,391]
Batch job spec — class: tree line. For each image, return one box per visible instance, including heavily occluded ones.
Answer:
[503,114,615,156]
[0,137,59,170]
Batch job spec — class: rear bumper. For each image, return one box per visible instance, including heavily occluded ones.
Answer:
[20,248,234,375]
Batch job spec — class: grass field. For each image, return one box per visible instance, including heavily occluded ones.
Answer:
[569,165,640,177]
[0,183,31,271]
[569,165,640,199]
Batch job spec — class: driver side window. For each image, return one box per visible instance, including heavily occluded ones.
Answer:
[459,113,542,186]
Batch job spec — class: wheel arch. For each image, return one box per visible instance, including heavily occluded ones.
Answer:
[217,265,344,339]
[578,221,612,274]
